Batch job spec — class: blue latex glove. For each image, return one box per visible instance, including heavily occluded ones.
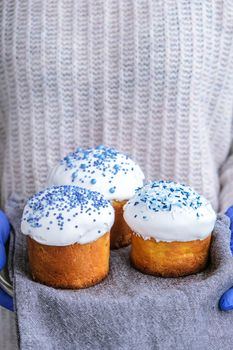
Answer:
[219,206,233,311]
[0,210,13,311]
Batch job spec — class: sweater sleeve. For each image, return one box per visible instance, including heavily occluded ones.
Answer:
[0,109,5,204]
[220,139,233,213]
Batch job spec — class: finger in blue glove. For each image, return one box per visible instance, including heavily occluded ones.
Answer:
[219,287,233,311]
[219,207,233,311]
[0,210,13,311]
[0,288,13,312]
[0,210,11,245]
[225,206,233,255]
[225,206,233,229]
[0,210,10,270]
[0,243,6,271]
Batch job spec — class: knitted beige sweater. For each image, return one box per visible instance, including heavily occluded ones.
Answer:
[0,0,233,217]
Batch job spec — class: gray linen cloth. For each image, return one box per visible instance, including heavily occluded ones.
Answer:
[5,196,233,350]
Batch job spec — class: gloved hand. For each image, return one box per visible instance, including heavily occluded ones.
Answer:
[0,210,13,311]
[219,206,233,311]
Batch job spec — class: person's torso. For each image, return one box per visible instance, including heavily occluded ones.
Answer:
[0,0,233,211]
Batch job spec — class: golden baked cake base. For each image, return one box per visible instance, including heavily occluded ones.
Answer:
[131,233,212,277]
[28,232,110,289]
[111,200,132,249]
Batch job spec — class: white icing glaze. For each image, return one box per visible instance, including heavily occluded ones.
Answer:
[47,145,145,201]
[123,181,216,242]
[21,185,115,246]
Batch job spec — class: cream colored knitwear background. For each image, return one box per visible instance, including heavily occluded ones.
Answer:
[0,1,233,348]
[0,1,233,214]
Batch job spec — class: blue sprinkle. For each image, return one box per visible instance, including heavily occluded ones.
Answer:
[90,178,96,185]
[71,170,78,182]
[109,187,116,194]
[96,144,104,149]
[113,164,120,174]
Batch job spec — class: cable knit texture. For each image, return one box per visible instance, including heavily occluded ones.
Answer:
[0,0,233,215]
